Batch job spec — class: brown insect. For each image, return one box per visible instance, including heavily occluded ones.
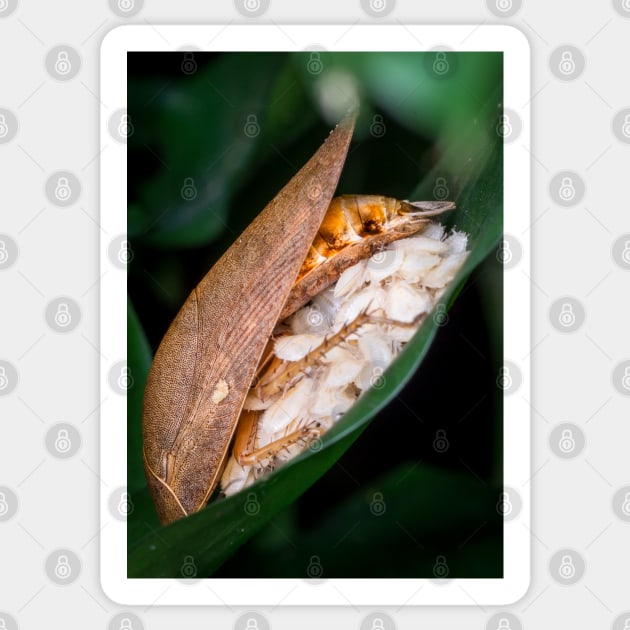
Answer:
[280,194,454,321]
[142,114,454,525]
[220,196,457,496]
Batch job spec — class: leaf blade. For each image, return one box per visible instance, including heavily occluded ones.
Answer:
[127,296,152,493]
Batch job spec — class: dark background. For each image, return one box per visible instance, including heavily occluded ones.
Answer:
[127,51,503,578]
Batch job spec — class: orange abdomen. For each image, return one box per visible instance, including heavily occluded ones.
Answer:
[281,195,454,320]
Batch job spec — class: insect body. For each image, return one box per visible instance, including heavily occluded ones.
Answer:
[142,113,468,525]
[220,214,469,495]
[281,195,455,321]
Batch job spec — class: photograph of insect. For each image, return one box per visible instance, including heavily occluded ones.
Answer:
[220,194,469,497]
[127,51,504,579]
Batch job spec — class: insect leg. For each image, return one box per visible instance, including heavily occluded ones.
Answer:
[235,420,322,467]
[256,311,372,401]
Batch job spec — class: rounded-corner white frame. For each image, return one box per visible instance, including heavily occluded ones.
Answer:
[100,23,531,607]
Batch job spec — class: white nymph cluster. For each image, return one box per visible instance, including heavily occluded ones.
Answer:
[221,222,469,495]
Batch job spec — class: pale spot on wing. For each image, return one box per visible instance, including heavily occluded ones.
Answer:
[211,379,229,404]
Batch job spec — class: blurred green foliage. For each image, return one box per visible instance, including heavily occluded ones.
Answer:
[127,51,503,578]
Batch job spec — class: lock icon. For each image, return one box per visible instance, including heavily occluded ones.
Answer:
[621,241,630,264]
[0,366,8,390]
[558,428,575,453]
[55,429,72,453]
[54,176,72,201]
[623,620,630,630]
[118,0,134,10]
[621,492,630,516]
[558,176,575,201]
[433,177,448,200]
[622,367,630,390]
[245,619,259,630]
[306,305,324,328]
[558,303,576,327]
[0,491,8,515]
[0,239,8,264]
[118,619,133,630]
[244,0,261,10]
[498,239,512,264]
[370,0,386,11]
[623,0,630,10]
[497,491,513,516]
[622,114,630,138]
[370,114,386,138]
[54,51,72,76]
[433,429,449,452]
[244,492,260,515]
[371,618,385,630]
[307,51,323,74]
[118,491,133,516]
[558,51,576,75]
[370,491,386,515]
[307,555,323,578]
[434,303,448,326]
[0,619,7,630]
[495,0,512,10]
[558,554,576,579]
[181,52,197,75]
[0,0,7,11]
[118,366,133,390]
[117,239,132,264]
[117,114,133,138]
[432,52,449,75]
[181,177,197,200]
[181,555,196,577]
[496,114,513,137]
[54,554,72,579]
[0,114,8,138]
[497,366,512,389]
[54,302,72,327]
[497,618,512,630]
[370,365,385,389]
[433,555,449,578]
[243,114,260,138]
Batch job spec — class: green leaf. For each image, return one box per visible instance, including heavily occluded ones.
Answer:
[217,463,502,578]
[127,131,502,577]
[127,296,152,493]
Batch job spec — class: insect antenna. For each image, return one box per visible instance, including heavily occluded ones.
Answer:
[399,200,455,216]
